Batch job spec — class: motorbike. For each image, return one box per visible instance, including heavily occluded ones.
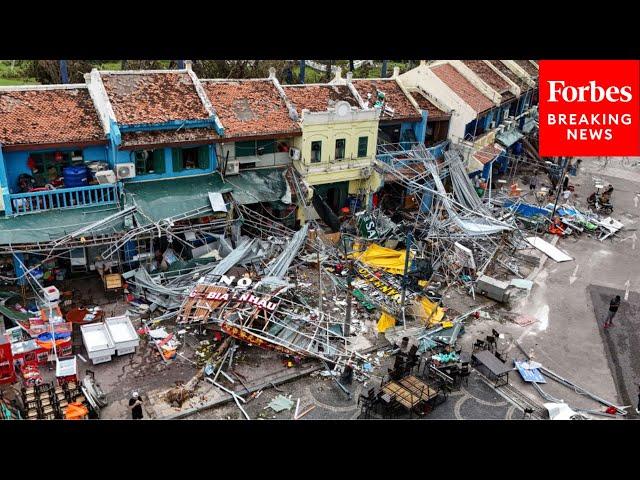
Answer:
[587,193,614,214]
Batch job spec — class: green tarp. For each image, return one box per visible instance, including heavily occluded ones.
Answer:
[0,205,126,245]
[123,172,232,225]
[224,168,290,205]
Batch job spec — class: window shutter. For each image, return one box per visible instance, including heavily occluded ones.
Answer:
[172,149,182,173]
[152,150,165,174]
[198,146,210,170]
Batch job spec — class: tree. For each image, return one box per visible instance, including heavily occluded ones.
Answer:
[25,60,95,84]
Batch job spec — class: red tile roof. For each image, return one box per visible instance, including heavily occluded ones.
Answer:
[351,79,421,122]
[283,84,359,115]
[0,87,105,148]
[487,61,525,86]
[500,91,516,104]
[472,143,505,165]
[409,91,450,121]
[513,60,538,79]
[119,128,219,150]
[100,72,209,125]
[461,60,510,93]
[202,80,300,139]
[431,64,494,113]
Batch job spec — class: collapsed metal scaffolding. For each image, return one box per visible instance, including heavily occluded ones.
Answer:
[373,143,527,292]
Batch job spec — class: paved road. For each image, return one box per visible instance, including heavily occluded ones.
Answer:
[188,369,519,420]
[514,157,640,412]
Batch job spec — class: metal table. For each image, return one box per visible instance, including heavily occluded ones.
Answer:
[472,350,512,387]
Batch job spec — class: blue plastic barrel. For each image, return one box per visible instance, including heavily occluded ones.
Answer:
[62,166,89,188]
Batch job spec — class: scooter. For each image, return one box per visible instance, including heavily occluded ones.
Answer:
[587,193,614,214]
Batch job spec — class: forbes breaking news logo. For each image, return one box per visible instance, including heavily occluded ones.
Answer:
[539,60,640,156]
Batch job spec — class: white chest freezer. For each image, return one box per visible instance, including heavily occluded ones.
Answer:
[80,322,116,364]
[105,315,139,356]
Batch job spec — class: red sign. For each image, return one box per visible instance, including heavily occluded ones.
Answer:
[539,60,640,156]
[220,323,299,356]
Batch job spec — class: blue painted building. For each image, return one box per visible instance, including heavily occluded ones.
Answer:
[0,85,116,216]
[86,67,224,184]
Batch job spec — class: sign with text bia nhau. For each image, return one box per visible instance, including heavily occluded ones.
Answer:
[539,60,640,156]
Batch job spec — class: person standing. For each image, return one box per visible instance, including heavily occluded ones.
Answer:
[129,391,144,419]
[529,172,538,191]
[603,295,621,329]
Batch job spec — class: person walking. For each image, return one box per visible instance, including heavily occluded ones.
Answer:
[603,295,621,329]
[129,391,144,419]
[529,171,538,191]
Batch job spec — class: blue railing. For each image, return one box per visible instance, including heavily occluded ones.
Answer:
[7,183,121,216]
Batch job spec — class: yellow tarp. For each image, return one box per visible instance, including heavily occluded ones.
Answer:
[350,243,410,275]
[419,297,446,326]
[377,311,397,333]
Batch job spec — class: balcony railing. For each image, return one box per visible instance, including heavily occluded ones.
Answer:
[7,183,121,216]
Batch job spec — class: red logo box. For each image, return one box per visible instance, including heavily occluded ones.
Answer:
[539,60,640,156]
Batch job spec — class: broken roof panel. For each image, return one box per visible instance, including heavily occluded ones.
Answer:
[0,87,106,149]
[202,79,300,140]
[226,168,289,205]
[409,91,451,121]
[351,79,421,122]
[487,61,527,87]
[100,72,209,125]
[513,60,538,79]
[431,64,494,113]
[119,127,219,149]
[472,143,505,165]
[461,60,511,93]
[283,84,359,115]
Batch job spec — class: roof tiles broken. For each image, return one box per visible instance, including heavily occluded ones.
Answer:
[0,86,106,149]
[431,63,494,114]
[282,84,360,115]
[202,79,300,140]
[351,79,421,122]
[100,71,210,126]
[513,60,538,80]
[119,128,219,150]
[409,91,451,121]
[473,143,505,165]
[461,60,511,93]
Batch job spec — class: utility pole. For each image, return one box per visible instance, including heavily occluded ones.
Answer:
[349,59,355,72]
[299,60,306,84]
[550,156,570,220]
[399,225,413,330]
[59,60,69,84]
[342,236,353,342]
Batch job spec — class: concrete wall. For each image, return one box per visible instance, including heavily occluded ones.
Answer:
[293,111,378,168]
[399,64,477,143]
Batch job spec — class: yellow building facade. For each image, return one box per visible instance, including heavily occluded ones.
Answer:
[291,101,382,223]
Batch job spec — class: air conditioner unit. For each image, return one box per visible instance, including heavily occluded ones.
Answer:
[225,160,240,176]
[289,147,301,161]
[95,170,117,184]
[116,163,136,180]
